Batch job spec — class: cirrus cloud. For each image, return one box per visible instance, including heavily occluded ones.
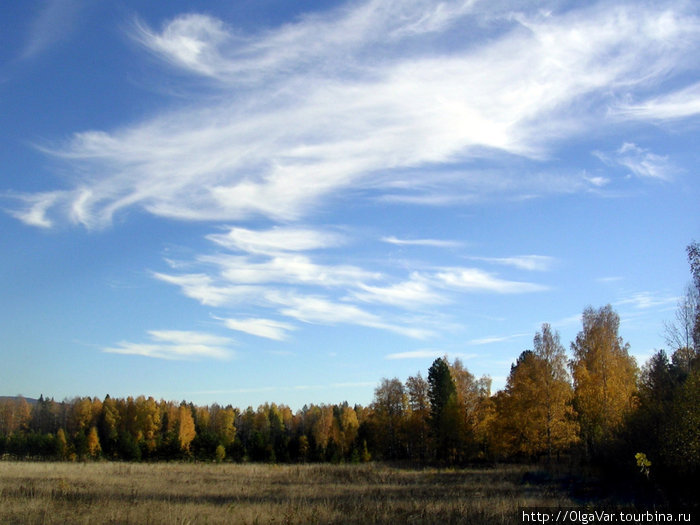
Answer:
[5,1,698,229]
[153,225,549,340]
[220,317,295,341]
[103,330,234,360]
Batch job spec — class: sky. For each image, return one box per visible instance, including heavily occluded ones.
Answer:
[1,0,698,410]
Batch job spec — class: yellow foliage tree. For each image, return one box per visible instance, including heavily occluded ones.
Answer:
[68,397,94,437]
[496,325,578,460]
[196,406,211,431]
[448,358,492,458]
[297,434,310,461]
[311,405,334,453]
[56,428,68,460]
[177,404,196,453]
[0,397,32,435]
[534,324,578,459]
[162,401,179,436]
[494,352,540,457]
[339,405,359,456]
[571,305,637,454]
[212,406,237,447]
[86,426,101,458]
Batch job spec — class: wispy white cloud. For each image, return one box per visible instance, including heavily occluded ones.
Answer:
[351,274,447,308]
[378,192,477,206]
[20,0,84,60]
[152,272,263,307]
[132,14,233,78]
[584,176,611,188]
[616,143,674,180]
[201,253,380,288]
[207,226,343,255]
[612,81,700,121]
[381,236,462,248]
[375,169,591,206]
[616,291,679,310]
[153,225,550,338]
[466,255,556,271]
[272,292,434,339]
[220,317,295,341]
[594,143,675,180]
[467,333,529,345]
[385,349,476,360]
[103,330,234,360]
[385,349,446,360]
[8,1,698,228]
[5,192,62,228]
[132,1,479,83]
[434,267,548,293]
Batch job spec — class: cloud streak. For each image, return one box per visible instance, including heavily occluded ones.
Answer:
[153,226,548,339]
[382,236,462,248]
[103,330,234,360]
[352,274,447,308]
[207,227,343,255]
[385,349,446,360]
[466,255,556,272]
[220,317,295,341]
[20,0,84,60]
[434,268,548,294]
[467,333,529,345]
[594,143,675,181]
[616,291,679,310]
[612,82,700,121]
[385,349,476,360]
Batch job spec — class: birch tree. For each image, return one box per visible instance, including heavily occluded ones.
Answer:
[571,305,637,455]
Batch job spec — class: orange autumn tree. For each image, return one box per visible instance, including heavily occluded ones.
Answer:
[571,305,637,456]
[338,405,359,458]
[177,404,196,454]
[142,396,162,454]
[86,426,101,458]
[493,325,577,460]
[534,324,578,459]
[493,350,542,458]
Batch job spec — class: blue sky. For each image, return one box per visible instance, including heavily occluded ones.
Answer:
[1,0,698,410]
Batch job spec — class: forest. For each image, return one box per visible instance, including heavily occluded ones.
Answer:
[1,243,698,506]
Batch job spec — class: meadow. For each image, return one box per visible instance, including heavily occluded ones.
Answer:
[0,461,582,524]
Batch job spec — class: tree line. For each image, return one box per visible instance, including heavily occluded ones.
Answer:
[1,243,698,503]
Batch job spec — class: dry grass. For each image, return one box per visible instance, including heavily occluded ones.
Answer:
[0,461,579,524]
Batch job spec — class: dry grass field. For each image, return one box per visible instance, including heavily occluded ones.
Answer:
[0,461,581,524]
